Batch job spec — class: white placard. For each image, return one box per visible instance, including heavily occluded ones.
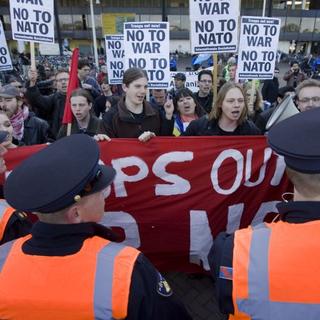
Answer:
[124,22,170,89]
[237,16,281,80]
[189,0,240,54]
[0,21,13,71]
[169,71,199,93]
[105,35,125,85]
[39,43,60,55]
[9,0,55,43]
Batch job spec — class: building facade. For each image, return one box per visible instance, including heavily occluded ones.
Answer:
[1,0,320,55]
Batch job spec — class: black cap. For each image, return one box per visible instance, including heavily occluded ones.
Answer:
[0,131,8,144]
[173,73,186,81]
[268,108,320,173]
[4,134,116,213]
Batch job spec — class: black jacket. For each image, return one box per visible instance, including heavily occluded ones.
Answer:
[194,91,213,114]
[261,78,279,104]
[93,95,119,118]
[102,98,174,138]
[21,112,49,145]
[183,115,261,136]
[18,222,192,320]
[57,114,105,139]
[25,86,66,139]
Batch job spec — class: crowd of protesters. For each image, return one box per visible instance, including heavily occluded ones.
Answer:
[0,53,320,148]
[1,50,320,320]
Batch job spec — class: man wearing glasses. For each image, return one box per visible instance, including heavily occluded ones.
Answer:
[195,70,213,114]
[26,69,70,140]
[296,79,320,112]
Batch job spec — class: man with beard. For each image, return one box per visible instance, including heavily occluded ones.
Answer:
[283,60,306,88]
[26,69,70,140]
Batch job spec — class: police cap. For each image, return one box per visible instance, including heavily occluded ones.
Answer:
[268,108,320,173]
[4,134,116,213]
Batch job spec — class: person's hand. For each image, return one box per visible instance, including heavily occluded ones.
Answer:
[163,97,174,120]
[82,83,92,90]
[138,131,156,142]
[28,69,38,86]
[93,134,111,142]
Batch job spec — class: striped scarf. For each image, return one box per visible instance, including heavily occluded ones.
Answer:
[10,105,29,141]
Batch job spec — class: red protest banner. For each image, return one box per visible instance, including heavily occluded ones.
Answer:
[4,136,291,272]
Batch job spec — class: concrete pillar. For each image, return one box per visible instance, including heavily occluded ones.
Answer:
[306,42,312,55]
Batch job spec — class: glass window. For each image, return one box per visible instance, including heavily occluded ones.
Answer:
[300,17,315,33]
[168,15,181,31]
[73,14,85,30]
[139,15,162,22]
[282,17,300,32]
[0,15,11,31]
[60,15,74,31]
[241,0,263,10]
[315,18,320,33]
[169,0,188,8]
[181,15,190,31]
[86,14,102,28]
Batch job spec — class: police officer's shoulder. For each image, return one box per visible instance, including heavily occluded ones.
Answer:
[4,134,116,213]
[1,210,32,245]
[268,108,320,173]
[132,253,173,298]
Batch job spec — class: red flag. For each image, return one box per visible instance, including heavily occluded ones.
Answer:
[62,48,79,124]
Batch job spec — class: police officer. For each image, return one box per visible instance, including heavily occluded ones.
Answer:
[0,134,191,320]
[0,130,32,245]
[209,108,320,319]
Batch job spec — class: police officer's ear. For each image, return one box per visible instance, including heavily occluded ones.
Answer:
[65,205,82,224]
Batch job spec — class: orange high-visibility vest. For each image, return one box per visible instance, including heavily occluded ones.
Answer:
[0,235,140,320]
[231,220,320,320]
[0,199,16,243]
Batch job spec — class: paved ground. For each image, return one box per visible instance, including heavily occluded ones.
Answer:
[164,272,227,320]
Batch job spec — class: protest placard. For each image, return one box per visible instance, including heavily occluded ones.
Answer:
[237,16,281,80]
[124,22,170,88]
[105,35,124,85]
[0,21,13,71]
[9,0,54,43]
[189,0,240,54]
[170,71,199,93]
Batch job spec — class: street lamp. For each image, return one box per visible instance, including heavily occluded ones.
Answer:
[89,0,99,69]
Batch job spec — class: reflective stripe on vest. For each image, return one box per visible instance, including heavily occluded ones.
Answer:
[235,223,320,320]
[94,242,140,319]
[0,239,16,272]
[0,200,15,242]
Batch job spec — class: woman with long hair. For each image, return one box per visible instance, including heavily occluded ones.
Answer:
[57,88,105,139]
[183,82,261,136]
[173,88,205,136]
[102,67,174,142]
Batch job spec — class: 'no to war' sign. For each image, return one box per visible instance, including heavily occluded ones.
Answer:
[237,16,281,80]
[124,22,170,89]
[105,35,125,85]
[0,21,13,71]
[9,0,54,43]
[189,0,240,54]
